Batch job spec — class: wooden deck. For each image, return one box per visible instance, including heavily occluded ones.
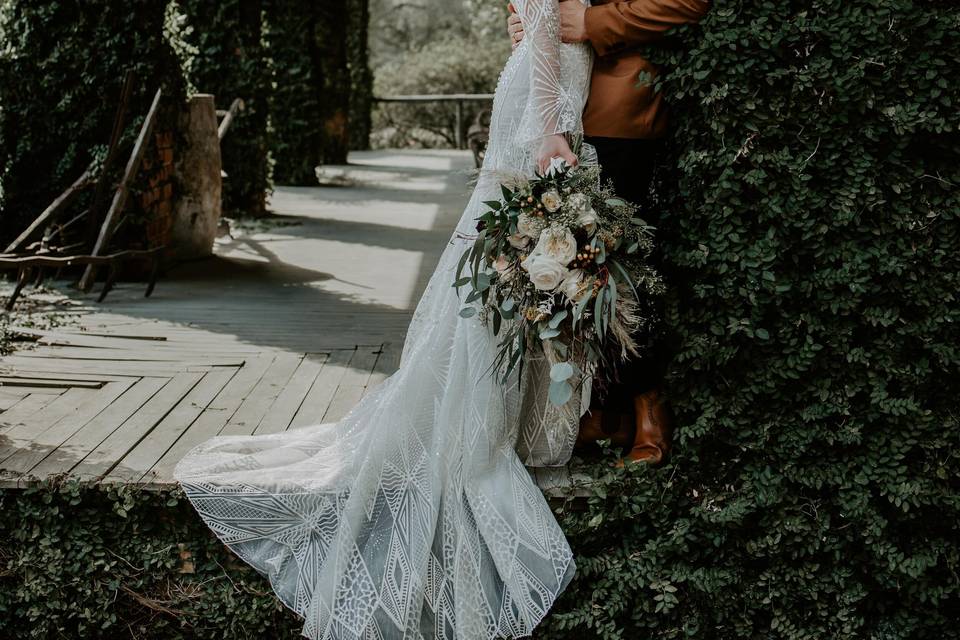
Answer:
[0,150,474,489]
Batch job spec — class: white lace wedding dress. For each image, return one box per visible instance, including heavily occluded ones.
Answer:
[175,2,593,638]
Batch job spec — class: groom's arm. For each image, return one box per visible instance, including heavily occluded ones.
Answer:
[578,0,709,57]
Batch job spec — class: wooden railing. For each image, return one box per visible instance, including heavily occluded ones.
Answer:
[374,93,496,150]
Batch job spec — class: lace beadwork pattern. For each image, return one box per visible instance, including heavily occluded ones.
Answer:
[175,2,593,638]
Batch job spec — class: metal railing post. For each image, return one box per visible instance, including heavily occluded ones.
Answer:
[373,94,495,151]
[455,99,464,150]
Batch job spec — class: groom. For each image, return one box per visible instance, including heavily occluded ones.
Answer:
[508,0,709,464]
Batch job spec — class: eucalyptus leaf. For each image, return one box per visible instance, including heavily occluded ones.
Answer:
[549,309,569,328]
[548,379,573,405]
[550,361,574,382]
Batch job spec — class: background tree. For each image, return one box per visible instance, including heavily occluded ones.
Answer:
[178,0,273,216]
[267,0,372,184]
[368,0,508,148]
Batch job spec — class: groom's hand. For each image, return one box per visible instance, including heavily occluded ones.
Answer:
[558,1,588,44]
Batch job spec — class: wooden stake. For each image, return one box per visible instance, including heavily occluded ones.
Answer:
[4,167,94,253]
[217,98,245,140]
[85,70,137,246]
[79,88,162,292]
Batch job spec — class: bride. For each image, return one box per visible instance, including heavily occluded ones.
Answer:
[175,2,594,638]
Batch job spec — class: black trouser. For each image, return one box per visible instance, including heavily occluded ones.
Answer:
[585,136,670,413]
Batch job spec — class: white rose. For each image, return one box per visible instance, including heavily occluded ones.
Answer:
[560,269,589,303]
[541,190,562,213]
[566,193,591,214]
[516,212,543,239]
[507,232,530,249]
[533,226,578,265]
[521,254,568,291]
[577,209,598,235]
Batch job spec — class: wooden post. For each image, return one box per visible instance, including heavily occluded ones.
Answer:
[79,88,163,292]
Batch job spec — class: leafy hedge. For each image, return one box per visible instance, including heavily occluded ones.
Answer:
[0,483,301,639]
[536,1,960,638]
[0,0,187,245]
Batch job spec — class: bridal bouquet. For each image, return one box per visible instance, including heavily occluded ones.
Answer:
[454,162,664,406]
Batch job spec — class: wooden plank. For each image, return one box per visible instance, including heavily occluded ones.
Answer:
[0,381,134,481]
[143,355,278,483]
[363,342,401,395]
[0,394,56,430]
[218,352,303,437]
[10,347,246,366]
[27,377,169,481]
[0,389,30,412]
[322,347,380,423]
[253,353,328,436]
[109,368,236,485]
[0,356,234,376]
[7,326,168,348]
[0,371,139,384]
[69,372,202,482]
[0,387,90,436]
[0,376,105,390]
[290,349,356,429]
[0,386,65,396]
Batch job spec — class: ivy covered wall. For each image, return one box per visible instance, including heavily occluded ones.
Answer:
[0,0,374,237]
[536,1,960,638]
[0,0,186,245]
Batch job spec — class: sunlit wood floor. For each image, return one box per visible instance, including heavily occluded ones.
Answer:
[0,150,473,489]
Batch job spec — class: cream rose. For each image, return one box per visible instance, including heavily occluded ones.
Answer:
[541,190,562,213]
[507,232,530,249]
[493,254,511,273]
[577,209,598,235]
[521,254,568,291]
[533,226,578,265]
[516,212,543,239]
[559,269,589,303]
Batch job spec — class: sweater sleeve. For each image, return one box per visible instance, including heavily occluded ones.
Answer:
[584,0,709,58]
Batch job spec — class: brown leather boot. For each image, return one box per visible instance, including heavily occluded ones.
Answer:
[625,388,673,465]
[575,407,635,450]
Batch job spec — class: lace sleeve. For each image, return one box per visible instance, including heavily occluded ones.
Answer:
[515,0,584,145]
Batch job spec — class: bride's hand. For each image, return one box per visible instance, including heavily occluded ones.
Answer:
[536,134,578,174]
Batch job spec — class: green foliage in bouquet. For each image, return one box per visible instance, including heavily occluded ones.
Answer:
[536,1,960,638]
[454,163,663,405]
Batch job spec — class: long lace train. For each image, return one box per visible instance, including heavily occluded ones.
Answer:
[175,2,593,638]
